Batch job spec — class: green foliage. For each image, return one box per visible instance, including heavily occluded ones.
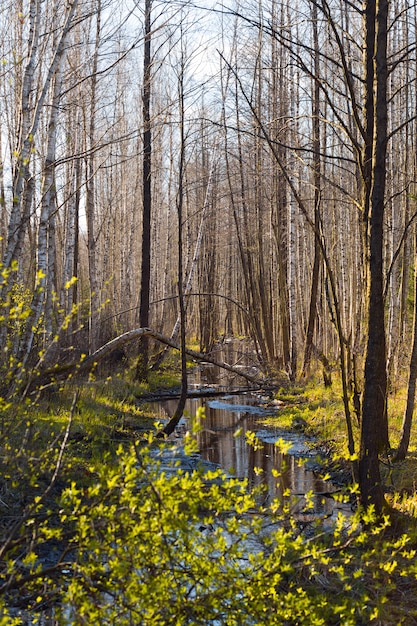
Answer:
[0,265,86,400]
[1,436,417,624]
[0,267,415,626]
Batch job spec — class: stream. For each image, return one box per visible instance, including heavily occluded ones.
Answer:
[150,352,351,524]
[14,347,351,624]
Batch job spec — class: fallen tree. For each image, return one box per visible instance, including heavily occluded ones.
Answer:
[26,327,264,396]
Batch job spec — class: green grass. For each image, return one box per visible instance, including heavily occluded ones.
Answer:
[261,378,360,454]
[0,361,183,511]
[5,360,417,518]
[264,377,416,458]
[4,364,417,622]
[259,375,417,523]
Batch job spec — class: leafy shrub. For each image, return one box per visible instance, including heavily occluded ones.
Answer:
[1,434,416,624]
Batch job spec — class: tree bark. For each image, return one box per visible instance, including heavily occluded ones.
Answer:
[136,0,153,381]
[15,0,78,370]
[166,37,189,437]
[1,0,40,274]
[302,1,322,379]
[85,0,101,354]
[359,0,389,513]
[394,229,417,461]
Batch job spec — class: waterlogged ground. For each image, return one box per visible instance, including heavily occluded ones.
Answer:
[153,385,351,523]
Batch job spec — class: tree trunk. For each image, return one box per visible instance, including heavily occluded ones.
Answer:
[1,0,40,274]
[136,0,153,381]
[85,0,101,354]
[28,327,263,396]
[359,0,389,513]
[16,0,77,370]
[164,39,188,436]
[394,229,417,461]
[302,3,321,378]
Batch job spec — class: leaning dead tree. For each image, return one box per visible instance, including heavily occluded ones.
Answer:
[25,327,264,396]
[87,328,262,384]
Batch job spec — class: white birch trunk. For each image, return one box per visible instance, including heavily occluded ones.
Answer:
[17,0,78,368]
[2,0,40,273]
[61,161,78,315]
[3,0,78,274]
[0,130,6,258]
[86,0,101,353]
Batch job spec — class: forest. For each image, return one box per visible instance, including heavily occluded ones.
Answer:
[1,0,417,622]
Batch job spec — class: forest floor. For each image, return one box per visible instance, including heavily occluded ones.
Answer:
[4,357,417,521]
[3,361,417,623]
[52,363,417,532]
[259,378,417,524]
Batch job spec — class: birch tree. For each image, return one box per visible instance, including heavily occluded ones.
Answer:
[0,0,80,377]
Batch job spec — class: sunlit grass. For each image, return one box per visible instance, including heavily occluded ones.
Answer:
[261,376,360,458]
[386,481,417,516]
[260,374,417,516]
[3,358,417,621]
[0,359,182,486]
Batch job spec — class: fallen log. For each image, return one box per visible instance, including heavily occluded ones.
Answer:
[139,386,265,402]
[83,328,262,385]
[28,327,263,393]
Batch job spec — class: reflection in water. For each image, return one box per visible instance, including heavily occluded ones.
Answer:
[155,391,345,522]
[153,343,350,522]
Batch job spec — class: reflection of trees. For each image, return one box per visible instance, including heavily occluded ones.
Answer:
[155,360,336,516]
[196,402,325,509]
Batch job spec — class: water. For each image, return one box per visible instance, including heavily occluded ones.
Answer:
[153,359,350,523]
[15,350,349,623]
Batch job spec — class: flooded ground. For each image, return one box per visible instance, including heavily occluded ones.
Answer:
[151,349,351,524]
[13,348,351,624]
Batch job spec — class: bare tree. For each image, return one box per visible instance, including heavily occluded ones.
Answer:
[136,0,153,381]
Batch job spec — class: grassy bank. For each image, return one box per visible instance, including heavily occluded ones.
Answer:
[260,377,417,521]
[0,362,182,519]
